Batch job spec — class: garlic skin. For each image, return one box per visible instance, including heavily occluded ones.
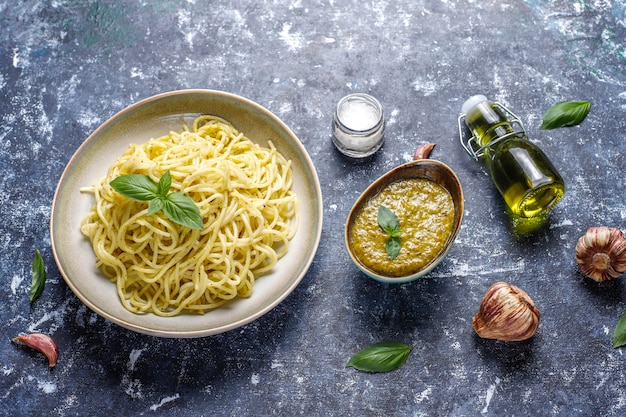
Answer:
[12,333,59,367]
[575,226,626,282]
[413,143,436,160]
[472,282,540,342]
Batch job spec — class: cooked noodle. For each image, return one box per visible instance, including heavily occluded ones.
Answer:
[80,115,298,316]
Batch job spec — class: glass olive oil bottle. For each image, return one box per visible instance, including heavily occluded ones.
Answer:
[459,95,564,218]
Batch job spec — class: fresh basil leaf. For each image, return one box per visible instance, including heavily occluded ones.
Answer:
[110,174,159,201]
[386,236,402,259]
[612,312,626,348]
[346,341,412,373]
[157,170,172,197]
[378,205,399,231]
[147,198,164,216]
[162,192,204,230]
[378,206,402,258]
[540,100,591,130]
[110,171,203,230]
[30,249,46,303]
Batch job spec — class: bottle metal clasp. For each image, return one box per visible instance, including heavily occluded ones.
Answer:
[458,101,527,161]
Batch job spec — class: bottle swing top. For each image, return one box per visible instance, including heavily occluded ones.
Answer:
[458,95,527,161]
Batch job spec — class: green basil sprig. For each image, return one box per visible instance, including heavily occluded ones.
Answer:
[110,170,203,230]
[540,100,591,130]
[378,205,402,259]
[346,341,412,373]
[612,312,626,348]
[30,249,46,304]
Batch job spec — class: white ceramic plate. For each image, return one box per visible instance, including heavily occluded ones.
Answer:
[50,90,323,338]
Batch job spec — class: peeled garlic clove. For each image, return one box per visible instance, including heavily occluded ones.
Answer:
[472,281,540,342]
[12,333,59,367]
[575,226,626,282]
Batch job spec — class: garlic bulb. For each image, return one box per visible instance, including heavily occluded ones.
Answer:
[472,281,540,342]
[575,226,626,282]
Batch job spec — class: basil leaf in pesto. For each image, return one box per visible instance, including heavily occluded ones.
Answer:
[612,312,626,348]
[30,249,46,304]
[378,205,399,234]
[540,100,591,130]
[386,236,402,260]
[378,205,403,258]
[346,341,412,373]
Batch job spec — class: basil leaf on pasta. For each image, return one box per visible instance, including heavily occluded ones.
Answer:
[156,170,172,197]
[110,174,159,201]
[110,171,203,230]
[163,192,204,230]
[148,198,164,216]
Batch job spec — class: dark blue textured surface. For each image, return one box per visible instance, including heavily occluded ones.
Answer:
[1,1,626,416]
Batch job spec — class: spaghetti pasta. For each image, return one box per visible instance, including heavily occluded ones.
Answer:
[80,115,298,316]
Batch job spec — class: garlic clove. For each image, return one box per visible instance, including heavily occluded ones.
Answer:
[575,226,626,282]
[413,143,436,160]
[472,281,540,342]
[12,333,59,367]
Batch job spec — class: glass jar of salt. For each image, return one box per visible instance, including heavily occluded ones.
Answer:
[332,93,385,158]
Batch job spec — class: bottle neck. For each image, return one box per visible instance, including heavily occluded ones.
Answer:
[465,101,517,148]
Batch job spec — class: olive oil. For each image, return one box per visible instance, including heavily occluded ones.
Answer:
[460,95,564,218]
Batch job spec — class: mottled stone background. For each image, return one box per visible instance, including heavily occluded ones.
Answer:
[1,1,625,416]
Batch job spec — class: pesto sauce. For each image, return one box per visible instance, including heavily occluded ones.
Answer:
[350,178,455,277]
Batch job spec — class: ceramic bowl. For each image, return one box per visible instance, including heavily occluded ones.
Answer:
[50,89,323,337]
[345,159,464,283]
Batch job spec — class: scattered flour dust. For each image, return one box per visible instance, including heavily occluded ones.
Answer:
[38,379,57,394]
[128,348,145,372]
[10,273,24,295]
[26,375,57,394]
[414,386,433,404]
[27,300,70,334]
[58,395,79,412]
[120,348,146,400]
[76,108,102,130]
[481,377,501,414]
[270,360,284,369]
[251,373,261,385]
[410,78,438,96]
[278,22,304,52]
[122,376,143,400]
[388,108,400,125]
[150,393,181,411]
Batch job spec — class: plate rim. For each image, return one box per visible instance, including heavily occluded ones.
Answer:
[50,89,323,338]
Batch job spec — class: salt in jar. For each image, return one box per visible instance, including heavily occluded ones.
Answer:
[332,93,385,158]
